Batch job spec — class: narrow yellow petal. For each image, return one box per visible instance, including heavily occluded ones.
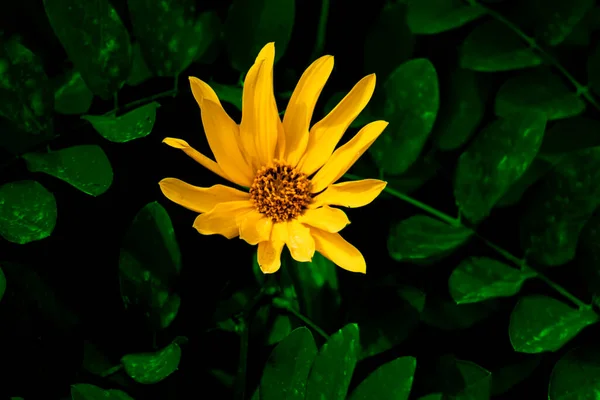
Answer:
[283,55,334,166]
[159,178,249,213]
[310,121,389,193]
[258,240,284,274]
[310,227,366,273]
[241,43,281,167]
[299,74,376,176]
[286,220,315,262]
[189,77,253,185]
[298,205,350,233]
[192,200,254,239]
[238,210,273,245]
[310,179,387,209]
[162,137,230,183]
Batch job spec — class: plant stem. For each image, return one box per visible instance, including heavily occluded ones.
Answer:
[281,299,330,340]
[344,174,591,311]
[470,0,600,112]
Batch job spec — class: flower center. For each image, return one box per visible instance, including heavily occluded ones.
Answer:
[249,160,312,222]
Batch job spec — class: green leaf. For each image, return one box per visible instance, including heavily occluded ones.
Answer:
[433,67,486,151]
[496,158,552,208]
[82,102,160,143]
[127,42,153,86]
[71,383,134,400]
[460,20,543,72]
[305,323,360,400]
[509,295,598,353]
[0,180,57,244]
[380,156,440,195]
[120,202,182,329]
[209,81,243,111]
[388,215,473,262]
[422,296,499,331]
[417,395,443,400]
[364,2,414,82]
[266,314,292,345]
[520,147,600,266]
[23,145,113,196]
[549,345,600,399]
[0,266,5,303]
[369,58,439,175]
[121,341,182,384]
[43,0,132,100]
[588,41,600,96]
[439,357,492,399]
[449,257,535,304]
[521,0,594,46]
[54,69,93,115]
[491,356,541,396]
[406,0,486,34]
[260,327,318,400]
[495,68,585,120]
[540,117,600,156]
[224,0,295,72]
[0,38,54,154]
[349,356,416,400]
[127,0,214,76]
[454,112,547,223]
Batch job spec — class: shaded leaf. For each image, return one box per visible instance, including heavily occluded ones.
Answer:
[496,158,552,208]
[128,0,214,76]
[43,0,132,99]
[454,112,547,223]
[369,58,439,175]
[439,357,492,399]
[433,67,486,151]
[224,0,295,72]
[209,81,243,111]
[0,180,57,244]
[495,68,585,120]
[521,0,594,46]
[563,6,600,47]
[121,341,182,384]
[406,0,486,34]
[0,266,5,303]
[260,327,318,400]
[417,395,443,400]
[588,41,600,96]
[509,295,598,353]
[388,215,473,262]
[266,314,292,345]
[349,356,416,400]
[120,202,182,330]
[364,2,414,82]
[422,296,499,331]
[54,70,93,115]
[23,145,113,196]
[549,345,600,399]
[449,257,535,304]
[491,355,541,396]
[305,324,360,400]
[127,42,153,86]
[380,155,440,195]
[0,38,54,154]
[82,102,160,143]
[540,116,600,156]
[577,212,600,298]
[520,147,600,266]
[460,20,543,72]
[71,383,133,400]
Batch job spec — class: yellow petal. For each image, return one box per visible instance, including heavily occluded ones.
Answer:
[283,55,334,166]
[163,138,232,182]
[310,227,366,273]
[159,178,250,213]
[286,219,315,262]
[258,240,284,274]
[258,221,288,273]
[299,205,350,233]
[189,77,253,186]
[241,43,281,167]
[310,179,387,209]
[238,210,273,245]
[192,200,254,239]
[310,121,388,193]
[299,74,376,176]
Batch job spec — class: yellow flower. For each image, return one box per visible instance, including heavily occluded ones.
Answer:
[159,43,388,274]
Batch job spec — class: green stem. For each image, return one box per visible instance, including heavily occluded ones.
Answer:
[281,300,330,340]
[100,364,123,378]
[310,0,330,61]
[344,174,591,311]
[471,0,600,112]
[103,88,177,116]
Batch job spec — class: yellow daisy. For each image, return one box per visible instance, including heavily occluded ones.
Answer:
[159,43,388,274]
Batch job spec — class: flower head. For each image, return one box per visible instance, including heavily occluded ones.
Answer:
[159,43,388,274]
